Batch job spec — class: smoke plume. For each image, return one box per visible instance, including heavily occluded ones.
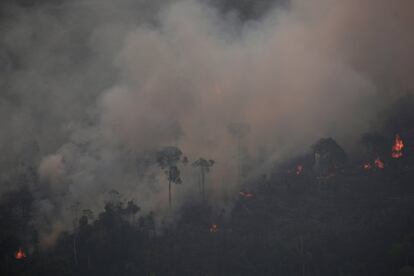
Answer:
[0,0,412,244]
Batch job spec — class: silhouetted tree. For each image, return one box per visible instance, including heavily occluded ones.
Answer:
[70,201,81,267]
[227,122,250,185]
[312,137,347,174]
[192,158,215,202]
[156,146,186,208]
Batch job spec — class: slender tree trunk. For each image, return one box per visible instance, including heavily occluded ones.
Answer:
[300,235,305,276]
[168,179,172,208]
[73,234,78,266]
[237,136,242,186]
[201,168,205,203]
[168,169,172,209]
[198,171,202,199]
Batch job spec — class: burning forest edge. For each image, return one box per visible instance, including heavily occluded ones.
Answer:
[1,0,414,275]
[1,95,414,275]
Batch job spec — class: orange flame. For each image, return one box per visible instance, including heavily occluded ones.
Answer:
[296,165,303,175]
[374,158,385,169]
[209,224,219,233]
[14,248,26,260]
[392,134,404,159]
[239,192,254,198]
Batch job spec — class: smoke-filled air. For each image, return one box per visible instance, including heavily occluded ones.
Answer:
[1,0,414,275]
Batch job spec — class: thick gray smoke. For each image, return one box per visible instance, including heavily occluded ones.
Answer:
[0,0,412,245]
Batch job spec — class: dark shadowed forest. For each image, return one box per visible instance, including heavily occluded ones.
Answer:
[2,95,414,276]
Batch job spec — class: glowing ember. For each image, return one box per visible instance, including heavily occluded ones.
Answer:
[392,134,404,159]
[363,163,372,170]
[14,248,26,260]
[209,224,219,233]
[296,165,303,175]
[374,158,385,169]
[239,191,254,198]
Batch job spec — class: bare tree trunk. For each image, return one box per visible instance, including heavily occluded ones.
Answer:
[237,136,241,186]
[198,170,202,200]
[201,168,205,203]
[300,235,305,276]
[168,179,172,209]
[168,168,172,209]
[73,235,78,267]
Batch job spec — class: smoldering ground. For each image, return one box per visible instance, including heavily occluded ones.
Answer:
[0,0,413,245]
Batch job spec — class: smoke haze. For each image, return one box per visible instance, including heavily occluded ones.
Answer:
[0,0,413,244]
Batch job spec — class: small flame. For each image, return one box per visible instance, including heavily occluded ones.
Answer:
[392,134,404,159]
[239,191,253,198]
[296,165,303,175]
[209,224,219,233]
[374,157,385,169]
[363,163,372,170]
[14,248,26,260]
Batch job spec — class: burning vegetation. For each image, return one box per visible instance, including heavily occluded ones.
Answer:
[363,163,372,170]
[14,248,26,260]
[361,133,407,171]
[1,92,412,276]
[239,191,254,198]
[296,165,304,175]
[209,224,219,233]
[374,158,385,169]
[0,0,414,274]
[363,157,385,171]
[392,135,404,159]
[1,125,414,276]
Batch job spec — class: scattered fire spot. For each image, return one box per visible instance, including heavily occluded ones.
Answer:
[296,165,303,175]
[209,224,219,233]
[374,158,385,169]
[392,134,404,159]
[14,248,26,260]
[239,192,254,198]
[363,163,372,170]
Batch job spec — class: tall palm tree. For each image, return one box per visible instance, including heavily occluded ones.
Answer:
[156,146,186,208]
[192,158,215,202]
[227,122,250,185]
